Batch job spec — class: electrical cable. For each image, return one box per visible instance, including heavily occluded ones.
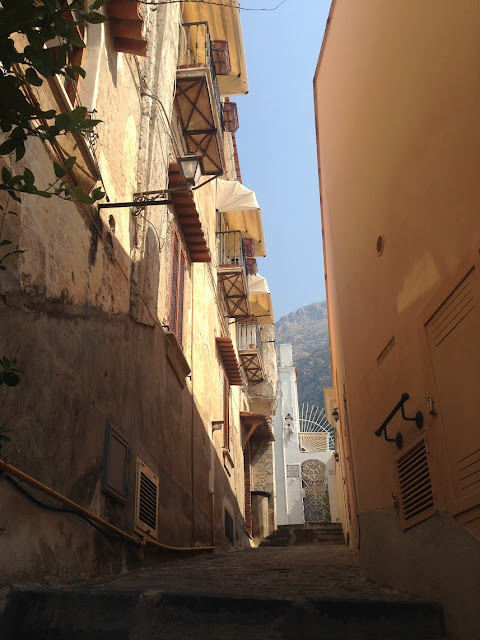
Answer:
[133,0,289,11]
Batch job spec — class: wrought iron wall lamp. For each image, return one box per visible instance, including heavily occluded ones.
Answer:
[284,414,293,431]
[374,392,423,450]
[97,153,202,213]
[332,408,339,422]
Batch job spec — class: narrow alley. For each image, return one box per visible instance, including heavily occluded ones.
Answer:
[3,526,446,639]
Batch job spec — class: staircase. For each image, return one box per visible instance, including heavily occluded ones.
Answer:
[2,545,447,639]
[260,522,345,547]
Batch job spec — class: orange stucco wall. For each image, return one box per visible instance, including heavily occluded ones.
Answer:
[315,3,480,636]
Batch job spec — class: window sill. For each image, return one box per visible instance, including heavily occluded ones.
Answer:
[165,331,191,387]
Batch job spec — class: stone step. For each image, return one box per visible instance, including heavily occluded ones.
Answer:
[259,523,346,547]
[2,588,447,639]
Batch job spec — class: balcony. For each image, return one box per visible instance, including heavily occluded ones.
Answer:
[175,22,225,176]
[217,230,250,319]
[237,317,265,385]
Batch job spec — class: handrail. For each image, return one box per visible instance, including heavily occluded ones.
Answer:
[0,459,214,552]
[216,229,248,279]
[374,393,423,450]
[237,317,263,360]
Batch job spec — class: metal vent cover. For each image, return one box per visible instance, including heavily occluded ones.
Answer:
[134,459,159,539]
[396,436,436,531]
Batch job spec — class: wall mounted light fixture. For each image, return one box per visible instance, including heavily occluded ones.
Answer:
[284,413,293,429]
[332,408,339,422]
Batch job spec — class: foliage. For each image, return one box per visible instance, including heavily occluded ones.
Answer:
[0,356,22,387]
[0,0,108,204]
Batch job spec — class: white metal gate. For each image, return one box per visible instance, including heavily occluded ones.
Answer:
[301,459,331,523]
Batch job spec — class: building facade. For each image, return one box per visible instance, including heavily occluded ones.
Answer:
[0,0,276,587]
[273,344,340,527]
[314,2,480,638]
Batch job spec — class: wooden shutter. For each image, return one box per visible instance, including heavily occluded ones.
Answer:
[223,375,230,450]
[103,422,129,503]
[425,266,480,515]
[169,230,186,347]
[169,232,179,335]
[134,459,159,539]
[177,251,185,347]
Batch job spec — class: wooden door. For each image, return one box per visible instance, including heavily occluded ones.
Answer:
[425,266,480,516]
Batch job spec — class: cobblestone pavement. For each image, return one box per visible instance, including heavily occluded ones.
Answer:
[82,545,418,603]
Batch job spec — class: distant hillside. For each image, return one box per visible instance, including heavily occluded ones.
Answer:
[275,301,331,411]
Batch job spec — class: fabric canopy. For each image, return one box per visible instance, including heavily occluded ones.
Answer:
[248,274,274,325]
[216,180,267,257]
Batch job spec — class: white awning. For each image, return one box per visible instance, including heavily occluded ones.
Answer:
[248,274,274,325]
[216,179,266,257]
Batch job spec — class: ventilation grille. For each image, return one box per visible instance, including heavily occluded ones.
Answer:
[135,459,159,539]
[299,433,329,452]
[456,448,480,496]
[430,273,475,348]
[396,437,436,530]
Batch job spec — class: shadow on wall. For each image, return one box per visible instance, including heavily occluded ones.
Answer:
[0,193,247,587]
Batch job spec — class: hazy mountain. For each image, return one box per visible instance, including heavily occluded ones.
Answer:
[275,301,331,411]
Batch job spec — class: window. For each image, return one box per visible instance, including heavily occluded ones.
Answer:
[169,229,186,347]
[223,375,231,450]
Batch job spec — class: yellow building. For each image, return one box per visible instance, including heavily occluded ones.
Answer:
[0,0,276,585]
[315,2,480,638]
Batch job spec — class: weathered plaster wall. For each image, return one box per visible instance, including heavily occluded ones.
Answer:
[0,0,257,587]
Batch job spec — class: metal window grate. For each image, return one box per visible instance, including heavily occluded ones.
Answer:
[396,437,436,530]
[135,459,159,539]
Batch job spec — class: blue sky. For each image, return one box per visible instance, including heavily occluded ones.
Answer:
[235,0,331,320]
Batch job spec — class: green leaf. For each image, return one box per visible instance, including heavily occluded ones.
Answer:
[89,0,109,10]
[85,11,107,23]
[70,65,86,79]
[66,32,86,48]
[70,106,88,126]
[55,113,71,131]
[73,185,94,203]
[0,435,12,443]
[2,167,12,184]
[23,168,35,186]
[91,188,105,201]
[53,162,66,178]
[0,240,12,246]
[15,143,26,162]
[64,156,77,171]
[25,67,43,86]
[0,138,18,156]
[0,265,6,271]
[81,119,102,129]
[3,372,20,387]
[40,109,57,120]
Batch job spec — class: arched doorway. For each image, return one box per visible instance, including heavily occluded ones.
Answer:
[301,459,331,523]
